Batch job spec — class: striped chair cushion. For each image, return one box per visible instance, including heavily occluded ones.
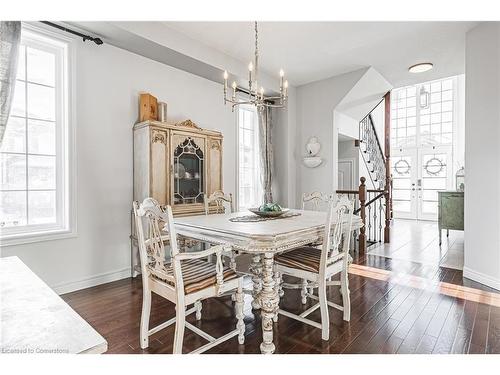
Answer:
[153,259,238,295]
[275,247,344,273]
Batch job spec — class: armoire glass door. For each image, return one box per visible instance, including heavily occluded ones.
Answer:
[172,137,204,205]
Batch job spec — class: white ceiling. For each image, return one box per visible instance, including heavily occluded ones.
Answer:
[163,21,478,87]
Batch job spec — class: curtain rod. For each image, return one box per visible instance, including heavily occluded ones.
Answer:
[40,21,103,45]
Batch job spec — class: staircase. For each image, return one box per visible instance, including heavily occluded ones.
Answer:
[336,92,392,254]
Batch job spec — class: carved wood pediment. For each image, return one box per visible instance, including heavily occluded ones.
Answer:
[175,119,200,129]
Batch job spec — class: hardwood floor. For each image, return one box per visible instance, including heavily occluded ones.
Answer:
[61,254,500,354]
[368,219,464,270]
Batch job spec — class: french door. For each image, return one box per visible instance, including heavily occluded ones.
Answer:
[391,146,452,220]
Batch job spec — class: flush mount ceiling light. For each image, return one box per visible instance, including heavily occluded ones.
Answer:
[408,62,434,73]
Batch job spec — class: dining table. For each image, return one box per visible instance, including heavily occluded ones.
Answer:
[174,209,363,354]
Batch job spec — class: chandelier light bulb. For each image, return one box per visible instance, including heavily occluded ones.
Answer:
[223,70,228,79]
[260,87,264,94]
[232,81,237,89]
[284,80,289,88]
[248,62,253,72]
[279,69,284,77]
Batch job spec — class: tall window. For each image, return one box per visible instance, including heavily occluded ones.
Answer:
[0,26,72,242]
[391,77,455,148]
[237,105,262,210]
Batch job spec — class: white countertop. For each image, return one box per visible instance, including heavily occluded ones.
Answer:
[0,256,107,354]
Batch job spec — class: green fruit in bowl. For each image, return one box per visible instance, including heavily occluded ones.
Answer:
[259,203,282,212]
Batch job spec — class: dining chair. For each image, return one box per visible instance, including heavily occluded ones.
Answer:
[274,195,353,341]
[302,191,333,211]
[133,198,245,354]
[203,190,237,271]
[287,191,334,304]
[204,190,234,215]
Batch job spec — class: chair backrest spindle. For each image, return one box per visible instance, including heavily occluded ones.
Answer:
[319,196,354,275]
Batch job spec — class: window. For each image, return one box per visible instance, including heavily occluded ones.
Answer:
[391,77,455,148]
[0,25,73,244]
[237,105,262,210]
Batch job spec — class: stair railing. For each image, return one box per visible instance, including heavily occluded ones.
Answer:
[337,177,386,254]
[359,114,386,190]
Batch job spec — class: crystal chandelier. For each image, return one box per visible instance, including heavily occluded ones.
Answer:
[223,22,288,111]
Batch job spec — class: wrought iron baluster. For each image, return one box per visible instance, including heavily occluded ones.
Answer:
[373,196,377,242]
[379,200,383,242]
[367,193,372,242]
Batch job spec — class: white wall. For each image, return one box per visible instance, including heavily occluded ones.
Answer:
[272,86,297,208]
[295,68,367,205]
[463,23,500,290]
[337,111,359,139]
[455,74,466,176]
[1,36,239,294]
[294,66,391,205]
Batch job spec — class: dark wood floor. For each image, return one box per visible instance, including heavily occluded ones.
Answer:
[62,254,500,354]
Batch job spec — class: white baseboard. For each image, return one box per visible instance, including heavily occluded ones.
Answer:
[52,267,132,295]
[463,267,500,291]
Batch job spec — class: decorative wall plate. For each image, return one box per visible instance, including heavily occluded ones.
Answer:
[303,157,322,168]
[306,137,321,156]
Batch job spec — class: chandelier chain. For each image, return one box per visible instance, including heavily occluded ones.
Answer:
[254,21,259,83]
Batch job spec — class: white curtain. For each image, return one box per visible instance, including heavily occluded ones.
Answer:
[258,106,273,204]
[0,21,21,145]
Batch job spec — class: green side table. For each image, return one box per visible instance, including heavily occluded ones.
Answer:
[438,191,464,245]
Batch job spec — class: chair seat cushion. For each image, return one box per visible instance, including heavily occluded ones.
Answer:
[275,247,344,273]
[173,259,239,294]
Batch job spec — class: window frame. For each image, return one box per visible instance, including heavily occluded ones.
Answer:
[391,76,458,150]
[235,103,263,211]
[0,23,76,246]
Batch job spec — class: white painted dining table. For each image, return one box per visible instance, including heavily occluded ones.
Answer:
[0,256,108,354]
[174,209,363,354]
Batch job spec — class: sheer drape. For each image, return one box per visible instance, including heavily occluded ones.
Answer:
[0,21,21,144]
[258,106,273,204]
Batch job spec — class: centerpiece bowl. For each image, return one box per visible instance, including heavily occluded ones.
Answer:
[249,203,289,218]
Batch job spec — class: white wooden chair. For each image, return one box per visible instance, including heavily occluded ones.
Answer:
[284,191,334,303]
[302,191,333,211]
[275,195,353,341]
[133,198,245,354]
[204,190,234,215]
[203,191,238,270]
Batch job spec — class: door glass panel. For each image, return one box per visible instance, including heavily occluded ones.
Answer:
[173,137,204,205]
[392,155,413,215]
[420,153,448,216]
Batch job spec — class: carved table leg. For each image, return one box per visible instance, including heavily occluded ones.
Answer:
[259,252,279,354]
[251,254,262,310]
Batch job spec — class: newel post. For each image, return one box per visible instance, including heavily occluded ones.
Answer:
[358,177,367,254]
[384,91,391,243]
